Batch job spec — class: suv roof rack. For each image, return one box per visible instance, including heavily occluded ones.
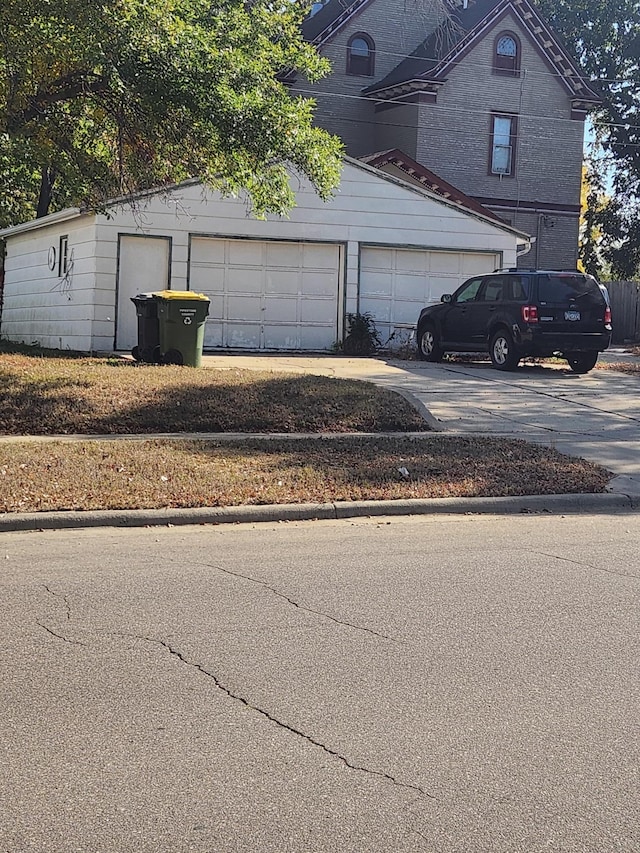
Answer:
[492,267,536,273]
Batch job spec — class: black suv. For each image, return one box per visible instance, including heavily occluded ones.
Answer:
[416,269,612,373]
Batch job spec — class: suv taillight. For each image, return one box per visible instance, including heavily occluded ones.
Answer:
[604,306,612,324]
[521,305,538,323]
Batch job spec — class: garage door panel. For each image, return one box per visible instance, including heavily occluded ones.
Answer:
[228,240,263,266]
[204,322,224,348]
[359,271,390,297]
[206,295,224,317]
[190,267,225,293]
[462,253,496,275]
[301,271,336,297]
[265,270,299,295]
[428,252,462,273]
[192,238,226,264]
[263,297,297,323]
[395,274,427,299]
[227,295,262,322]
[263,326,300,350]
[395,250,429,273]
[303,244,339,269]
[359,297,391,322]
[228,323,261,349]
[362,247,394,271]
[300,298,336,323]
[266,242,300,266]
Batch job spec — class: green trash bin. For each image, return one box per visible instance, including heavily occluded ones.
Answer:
[153,290,210,367]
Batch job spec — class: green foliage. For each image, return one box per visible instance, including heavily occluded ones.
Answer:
[0,0,343,225]
[537,0,640,278]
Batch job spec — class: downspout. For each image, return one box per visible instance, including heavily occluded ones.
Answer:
[535,213,544,267]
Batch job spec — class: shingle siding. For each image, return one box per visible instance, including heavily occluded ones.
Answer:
[291,1,444,155]
[413,13,584,209]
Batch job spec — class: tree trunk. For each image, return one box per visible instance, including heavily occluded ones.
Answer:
[36,167,57,218]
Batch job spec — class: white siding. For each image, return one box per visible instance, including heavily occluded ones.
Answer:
[1,215,99,351]
[2,160,523,352]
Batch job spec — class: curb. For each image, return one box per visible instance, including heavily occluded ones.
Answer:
[0,493,636,533]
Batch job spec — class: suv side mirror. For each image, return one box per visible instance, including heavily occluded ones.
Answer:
[441,294,452,303]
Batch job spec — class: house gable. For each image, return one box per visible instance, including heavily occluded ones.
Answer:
[363,0,600,109]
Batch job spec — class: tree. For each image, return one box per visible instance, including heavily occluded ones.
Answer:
[0,0,343,228]
[537,0,640,278]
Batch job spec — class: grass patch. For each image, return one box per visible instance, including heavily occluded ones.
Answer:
[597,361,640,376]
[0,353,428,435]
[0,436,611,513]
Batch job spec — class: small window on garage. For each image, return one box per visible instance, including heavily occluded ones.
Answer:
[58,235,69,276]
[347,33,375,76]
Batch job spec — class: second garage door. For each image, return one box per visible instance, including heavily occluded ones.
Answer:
[189,237,342,351]
[359,247,500,340]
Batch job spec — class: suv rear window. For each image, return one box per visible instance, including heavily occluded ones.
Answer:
[537,274,603,305]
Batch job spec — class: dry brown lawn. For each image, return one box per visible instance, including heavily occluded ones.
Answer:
[0,436,611,513]
[0,346,613,512]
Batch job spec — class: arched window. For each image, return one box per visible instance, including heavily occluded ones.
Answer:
[347,33,375,76]
[494,32,520,75]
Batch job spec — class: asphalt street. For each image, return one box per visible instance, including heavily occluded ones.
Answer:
[2,513,639,852]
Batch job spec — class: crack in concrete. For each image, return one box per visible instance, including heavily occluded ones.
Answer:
[36,620,87,646]
[197,561,400,644]
[439,365,640,424]
[43,584,72,621]
[142,635,434,800]
[536,551,640,581]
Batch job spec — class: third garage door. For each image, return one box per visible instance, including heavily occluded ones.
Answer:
[189,237,342,351]
[359,247,499,339]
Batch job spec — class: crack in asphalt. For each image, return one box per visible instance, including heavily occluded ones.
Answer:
[537,551,640,581]
[36,620,87,646]
[43,584,72,621]
[141,635,434,800]
[198,562,400,644]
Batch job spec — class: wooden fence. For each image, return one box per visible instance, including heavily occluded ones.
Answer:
[606,280,640,344]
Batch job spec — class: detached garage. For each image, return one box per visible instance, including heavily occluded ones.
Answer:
[0,157,529,354]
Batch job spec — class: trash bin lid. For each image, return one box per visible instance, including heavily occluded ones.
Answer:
[153,289,209,301]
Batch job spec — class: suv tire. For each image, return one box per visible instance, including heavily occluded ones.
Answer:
[417,323,443,362]
[566,351,598,374]
[489,329,519,371]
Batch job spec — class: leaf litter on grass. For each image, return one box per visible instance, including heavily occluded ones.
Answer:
[0,355,428,435]
[0,436,612,513]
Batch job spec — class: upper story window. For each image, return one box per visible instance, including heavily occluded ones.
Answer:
[490,113,517,176]
[347,33,375,77]
[494,32,520,76]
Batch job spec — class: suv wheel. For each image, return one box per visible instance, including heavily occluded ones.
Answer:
[566,351,598,374]
[417,323,443,362]
[489,329,519,371]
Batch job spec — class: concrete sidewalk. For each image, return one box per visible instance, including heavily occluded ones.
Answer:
[2,349,639,531]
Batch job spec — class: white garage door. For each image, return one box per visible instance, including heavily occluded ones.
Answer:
[359,247,499,339]
[189,237,342,351]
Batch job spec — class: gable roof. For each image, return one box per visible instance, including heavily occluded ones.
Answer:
[360,149,506,223]
[302,0,375,46]
[0,158,529,243]
[304,0,600,107]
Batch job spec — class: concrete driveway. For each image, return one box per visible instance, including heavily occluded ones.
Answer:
[201,351,640,494]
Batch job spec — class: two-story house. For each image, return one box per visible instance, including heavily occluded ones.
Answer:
[294,0,600,269]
